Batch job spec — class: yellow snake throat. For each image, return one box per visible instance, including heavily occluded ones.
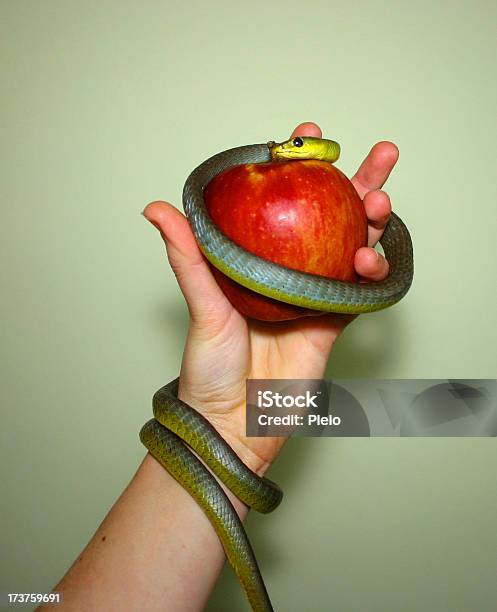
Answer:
[140,137,414,611]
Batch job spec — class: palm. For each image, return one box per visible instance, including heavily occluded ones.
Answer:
[144,122,398,473]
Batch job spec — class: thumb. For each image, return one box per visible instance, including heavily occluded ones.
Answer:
[143,201,232,326]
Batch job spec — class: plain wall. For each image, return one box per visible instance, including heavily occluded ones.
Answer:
[1,1,496,610]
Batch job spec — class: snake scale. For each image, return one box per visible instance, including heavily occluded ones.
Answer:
[140,137,414,611]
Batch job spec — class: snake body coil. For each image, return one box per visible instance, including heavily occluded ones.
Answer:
[183,140,413,313]
[140,139,414,611]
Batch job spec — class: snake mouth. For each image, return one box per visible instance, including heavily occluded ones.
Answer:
[269,146,309,161]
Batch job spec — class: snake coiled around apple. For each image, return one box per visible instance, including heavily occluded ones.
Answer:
[140,137,414,611]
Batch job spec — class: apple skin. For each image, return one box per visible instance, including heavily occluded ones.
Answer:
[204,159,367,321]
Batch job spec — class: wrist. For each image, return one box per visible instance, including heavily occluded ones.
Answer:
[177,388,285,477]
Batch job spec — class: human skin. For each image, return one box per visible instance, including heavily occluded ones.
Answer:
[43,122,396,611]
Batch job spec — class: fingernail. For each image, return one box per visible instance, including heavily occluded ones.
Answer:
[141,209,155,225]
[141,210,163,234]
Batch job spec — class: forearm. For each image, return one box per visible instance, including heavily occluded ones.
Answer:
[44,452,250,612]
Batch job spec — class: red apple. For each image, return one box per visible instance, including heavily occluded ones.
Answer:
[204,159,367,321]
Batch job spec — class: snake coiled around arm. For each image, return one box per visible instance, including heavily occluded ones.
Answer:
[140,138,414,611]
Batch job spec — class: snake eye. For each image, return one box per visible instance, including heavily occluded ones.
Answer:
[293,137,304,147]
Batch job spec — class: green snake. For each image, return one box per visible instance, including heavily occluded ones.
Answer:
[140,137,414,611]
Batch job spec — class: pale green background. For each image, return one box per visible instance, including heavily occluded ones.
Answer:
[1,1,496,610]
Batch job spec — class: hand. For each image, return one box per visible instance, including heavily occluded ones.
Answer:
[143,122,397,477]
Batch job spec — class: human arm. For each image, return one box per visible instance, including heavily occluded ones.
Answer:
[43,121,396,611]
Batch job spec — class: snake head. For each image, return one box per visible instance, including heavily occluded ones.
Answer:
[267,136,340,163]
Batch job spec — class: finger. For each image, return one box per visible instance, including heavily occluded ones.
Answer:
[363,189,392,246]
[354,247,389,281]
[143,201,232,324]
[291,121,322,138]
[351,141,399,199]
